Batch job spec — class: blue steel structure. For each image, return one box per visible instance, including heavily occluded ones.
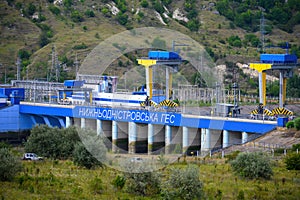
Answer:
[0,102,277,134]
[0,50,285,136]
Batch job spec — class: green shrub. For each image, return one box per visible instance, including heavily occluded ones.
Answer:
[231,152,273,179]
[0,148,22,181]
[71,10,84,22]
[89,177,103,194]
[72,142,102,169]
[25,125,80,159]
[123,163,160,196]
[112,175,126,190]
[291,143,300,152]
[85,9,95,17]
[161,165,204,200]
[49,5,60,15]
[284,153,300,170]
[286,121,294,129]
[140,0,148,8]
[225,150,240,163]
[0,142,11,149]
[294,117,300,130]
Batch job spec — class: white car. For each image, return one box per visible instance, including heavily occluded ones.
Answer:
[22,153,43,161]
[130,157,143,163]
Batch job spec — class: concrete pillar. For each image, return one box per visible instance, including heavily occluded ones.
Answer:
[80,118,85,129]
[96,119,102,136]
[128,122,137,154]
[148,124,154,154]
[112,121,118,153]
[165,125,172,154]
[223,130,229,148]
[182,126,189,154]
[201,128,211,152]
[279,71,284,108]
[242,131,248,144]
[66,117,71,128]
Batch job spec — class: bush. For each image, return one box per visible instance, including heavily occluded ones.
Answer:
[72,142,102,169]
[284,153,300,170]
[225,150,240,163]
[123,163,160,196]
[161,165,204,200]
[231,152,273,179]
[49,5,60,15]
[291,143,300,152]
[294,117,300,130]
[89,177,103,194]
[25,125,80,159]
[74,128,107,169]
[0,148,22,181]
[112,175,126,190]
[140,0,148,8]
[286,121,294,129]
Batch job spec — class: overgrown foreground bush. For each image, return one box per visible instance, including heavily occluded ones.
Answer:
[295,117,300,130]
[0,148,22,181]
[25,125,80,159]
[231,152,273,179]
[161,165,204,200]
[73,128,107,169]
[284,153,300,170]
[122,162,161,196]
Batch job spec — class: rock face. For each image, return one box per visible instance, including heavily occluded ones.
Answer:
[172,8,189,23]
[107,2,120,16]
[236,63,278,82]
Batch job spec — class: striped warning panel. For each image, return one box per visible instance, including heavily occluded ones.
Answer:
[263,108,274,116]
[271,107,293,116]
[250,108,273,116]
[250,109,258,115]
[158,100,178,107]
[140,100,157,107]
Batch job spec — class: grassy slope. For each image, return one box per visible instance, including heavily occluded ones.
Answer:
[0,157,299,199]
[0,0,299,81]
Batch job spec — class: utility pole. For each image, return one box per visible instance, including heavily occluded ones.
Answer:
[260,13,266,53]
[74,52,79,79]
[16,56,21,80]
[50,45,60,82]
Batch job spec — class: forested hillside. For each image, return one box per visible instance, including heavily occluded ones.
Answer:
[0,0,299,96]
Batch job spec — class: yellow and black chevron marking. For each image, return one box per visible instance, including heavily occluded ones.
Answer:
[250,109,258,115]
[140,100,157,107]
[250,108,274,116]
[263,109,274,116]
[158,100,178,107]
[272,107,293,116]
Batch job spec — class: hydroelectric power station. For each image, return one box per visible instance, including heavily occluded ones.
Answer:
[0,50,298,155]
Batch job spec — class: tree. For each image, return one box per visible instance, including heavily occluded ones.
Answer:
[71,10,84,22]
[284,153,300,170]
[74,128,107,169]
[161,165,204,200]
[116,12,128,25]
[49,5,61,15]
[26,3,36,16]
[140,0,148,8]
[73,142,102,169]
[121,162,160,196]
[231,152,273,179]
[85,9,95,17]
[0,148,22,181]
[294,117,300,131]
[25,125,80,159]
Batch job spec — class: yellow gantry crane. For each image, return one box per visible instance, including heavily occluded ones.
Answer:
[137,51,182,106]
[249,53,298,116]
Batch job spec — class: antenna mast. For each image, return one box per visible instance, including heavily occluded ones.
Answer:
[260,13,266,53]
[16,56,21,80]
